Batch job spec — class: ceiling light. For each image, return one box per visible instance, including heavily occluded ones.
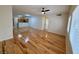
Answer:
[42,12,45,14]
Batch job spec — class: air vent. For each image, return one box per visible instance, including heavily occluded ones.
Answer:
[57,14,62,16]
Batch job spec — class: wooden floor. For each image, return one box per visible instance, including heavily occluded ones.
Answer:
[0,27,66,54]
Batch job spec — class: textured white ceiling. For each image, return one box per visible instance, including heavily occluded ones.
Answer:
[13,5,70,16]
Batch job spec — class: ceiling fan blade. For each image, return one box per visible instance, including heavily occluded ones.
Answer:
[45,10,50,12]
[41,8,45,12]
[41,8,50,14]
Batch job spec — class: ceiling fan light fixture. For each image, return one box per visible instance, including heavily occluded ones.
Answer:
[42,12,45,14]
[41,8,50,14]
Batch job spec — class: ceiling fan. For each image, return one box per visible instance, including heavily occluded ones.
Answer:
[41,8,50,14]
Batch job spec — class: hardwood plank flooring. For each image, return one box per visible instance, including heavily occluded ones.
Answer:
[0,27,66,54]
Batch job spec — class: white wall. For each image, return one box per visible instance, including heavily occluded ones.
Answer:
[30,15,42,30]
[0,6,13,41]
[29,14,68,36]
[47,14,68,36]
